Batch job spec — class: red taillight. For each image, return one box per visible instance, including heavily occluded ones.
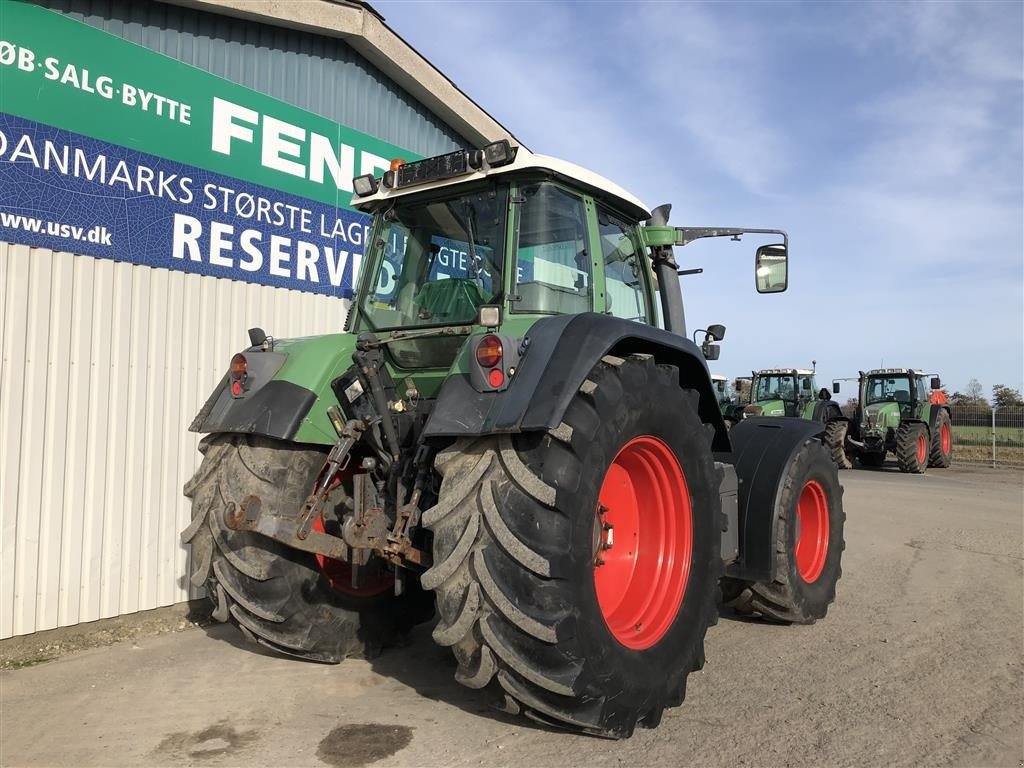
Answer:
[475,335,503,368]
[488,368,504,388]
[230,353,247,397]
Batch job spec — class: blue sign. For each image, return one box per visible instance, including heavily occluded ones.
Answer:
[0,112,368,297]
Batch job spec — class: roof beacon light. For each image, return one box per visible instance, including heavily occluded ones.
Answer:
[484,139,516,167]
[390,158,407,172]
[353,174,379,196]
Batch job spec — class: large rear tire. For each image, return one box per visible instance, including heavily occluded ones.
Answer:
[723,439,844,623]
[896,423,928,474]
[823,420,853,469]
[181,434,423,662]
[422,354,722,738]
[929,410,953,468]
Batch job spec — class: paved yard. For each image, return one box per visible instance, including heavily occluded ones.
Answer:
[2,465,1021,767]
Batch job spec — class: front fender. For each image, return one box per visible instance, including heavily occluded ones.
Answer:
[725,416,827,582]
[423,313,729,450]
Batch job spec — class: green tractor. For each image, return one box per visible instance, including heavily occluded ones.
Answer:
[832,368,952,473]
[731,368,851,468]
[182,142,844,738]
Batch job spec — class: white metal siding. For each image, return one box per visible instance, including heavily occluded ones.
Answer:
[0,243,349,638]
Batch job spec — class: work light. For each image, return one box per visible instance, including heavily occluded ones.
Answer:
[352,174,378,196]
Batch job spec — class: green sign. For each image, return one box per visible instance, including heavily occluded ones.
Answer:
[0,0,416,210]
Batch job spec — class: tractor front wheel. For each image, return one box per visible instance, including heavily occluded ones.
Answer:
[723,439,845,623]
[422,354,722,738]
[823,420,853,469]
[896,423,929,474]
[929,411,953,468]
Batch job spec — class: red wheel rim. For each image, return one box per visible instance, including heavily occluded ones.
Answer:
[917,433,927,463]
[795,480,829,583]
[593,436,692,650]
[941,423,951,454]
[312,515,394,598]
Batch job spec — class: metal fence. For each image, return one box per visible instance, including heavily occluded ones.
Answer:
[949,406,1024,468]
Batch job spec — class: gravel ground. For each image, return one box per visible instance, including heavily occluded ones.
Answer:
[1,464,1021,767]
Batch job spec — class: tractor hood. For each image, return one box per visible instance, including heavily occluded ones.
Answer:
[863,402,901,431]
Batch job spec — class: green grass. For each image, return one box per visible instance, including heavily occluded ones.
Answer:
[951,425,1024,446]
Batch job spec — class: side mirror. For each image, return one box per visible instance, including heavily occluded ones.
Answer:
[715,379,726,392]
[930,376,941,390]
[832,382,841,394]
[802,378,811,391]
[734,379,743,390]
[704,344,720,361]
[755,243,788,293]
[706,323,726,341]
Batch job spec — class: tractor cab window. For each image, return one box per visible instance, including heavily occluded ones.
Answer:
[914,376,929,403]
[512,182,593,315]
[361,184,507,330]
[598,208,648,323]
[865,376,913,407]
[755,375,796,403]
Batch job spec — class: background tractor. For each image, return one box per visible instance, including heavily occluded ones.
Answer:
[832,369,952,472]
[731,368,851,468]
[711,373,734,417]
[182,142,845,738]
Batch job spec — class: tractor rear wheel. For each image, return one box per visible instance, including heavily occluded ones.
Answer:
[723,439,844,623]
[182,434,423,662]
[896,423,929,474]
[929,411,953,468]
[422,354,722,738]
[823,420,853,469]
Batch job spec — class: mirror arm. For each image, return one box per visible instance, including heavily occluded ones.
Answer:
[675,227,789,249]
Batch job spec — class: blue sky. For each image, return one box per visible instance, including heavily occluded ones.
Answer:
[378,0,1023,397]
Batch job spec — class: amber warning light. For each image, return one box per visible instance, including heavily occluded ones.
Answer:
[229,353,247,397]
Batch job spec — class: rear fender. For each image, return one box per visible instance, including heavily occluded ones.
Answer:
[423,313,729,450]
[724,416,827,582]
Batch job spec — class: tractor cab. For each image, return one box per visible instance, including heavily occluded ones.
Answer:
[743,368,817,418]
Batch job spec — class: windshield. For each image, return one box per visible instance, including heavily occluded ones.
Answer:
[755,374,797,402]
[360,184,507,330]
[865,376,913,406]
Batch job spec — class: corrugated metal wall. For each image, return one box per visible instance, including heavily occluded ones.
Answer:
[34,0,466,157]
[0,2,471,638]
[0,243,349,638]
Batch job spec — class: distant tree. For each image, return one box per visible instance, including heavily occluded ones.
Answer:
[842,397,858,418]
[966,378,984,400]
[951,378,989,409]
[992,385,1024,409]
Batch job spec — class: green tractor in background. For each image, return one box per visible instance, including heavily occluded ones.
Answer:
[832,368,952,473]
[181,142,845,738]
[731,368,851,468]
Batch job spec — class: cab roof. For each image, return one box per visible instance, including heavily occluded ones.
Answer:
[710,374,728,381]
[866,368,925,376]
[351,149,651,222]
[755,368,815,376]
